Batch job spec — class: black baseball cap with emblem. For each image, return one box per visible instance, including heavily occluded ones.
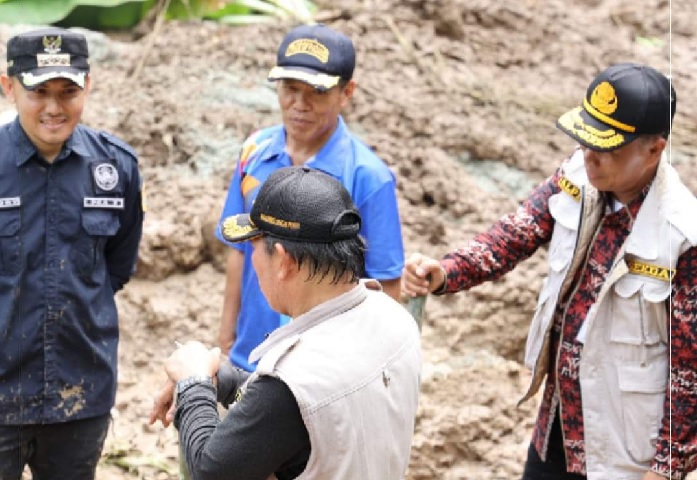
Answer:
[6,27,90,90]
[556,63,676,151]
[219,166,361,244]
[267,24,355,91]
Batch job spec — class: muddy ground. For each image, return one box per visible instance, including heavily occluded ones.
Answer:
[1,0,696,478]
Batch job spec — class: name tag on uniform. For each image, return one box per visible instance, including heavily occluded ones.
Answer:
[84,197,124,210]
[0,197,21,209]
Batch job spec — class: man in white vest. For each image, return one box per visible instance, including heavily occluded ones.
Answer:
[151,166,422,480]
[403,63,697,480]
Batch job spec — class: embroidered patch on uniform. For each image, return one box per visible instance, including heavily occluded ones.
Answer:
[0,197,21,209]
[557,176,581,201]
[241,175,260,197]
[626,259,675,282]
[84,197,124,210]
[93,163,119,191]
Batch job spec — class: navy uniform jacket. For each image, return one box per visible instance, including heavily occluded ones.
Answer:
[0,118,143,424]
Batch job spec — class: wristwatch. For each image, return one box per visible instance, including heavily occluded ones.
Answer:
[175,375,213,398]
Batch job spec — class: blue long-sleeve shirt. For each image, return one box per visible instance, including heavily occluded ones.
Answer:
[0,118,143,424]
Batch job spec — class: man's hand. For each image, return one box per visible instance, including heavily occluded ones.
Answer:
[149,342,221,428]
[402,252,445,297]
[149,378,176,427]
[165,341,221,383]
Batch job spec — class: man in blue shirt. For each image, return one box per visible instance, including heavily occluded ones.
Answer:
[0,28,143,480]
[216,24,404,371]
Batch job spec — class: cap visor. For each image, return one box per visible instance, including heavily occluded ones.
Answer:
[219,214,263,244]
[19,68,86,90]
[556,106,637,152]
[268,66,340,91]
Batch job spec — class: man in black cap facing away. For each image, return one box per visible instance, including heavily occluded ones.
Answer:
[0,28,144,479]
[403,63,697,480]
[150,166,421,480]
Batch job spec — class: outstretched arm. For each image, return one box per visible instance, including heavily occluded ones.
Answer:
[438,169,562,294]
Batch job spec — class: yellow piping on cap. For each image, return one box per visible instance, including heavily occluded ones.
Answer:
[558,107,627,150]
[583,98,636,133]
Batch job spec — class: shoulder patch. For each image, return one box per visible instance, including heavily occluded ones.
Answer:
[557,176,581,202]
[99,131,139,163]
[238,130,275,174]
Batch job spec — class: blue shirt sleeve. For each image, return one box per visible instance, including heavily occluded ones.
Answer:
[356,180,405,280]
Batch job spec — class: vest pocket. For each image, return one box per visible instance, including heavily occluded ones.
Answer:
[71,210,120,285]
[0,209,21,275]
[617,362,666,463]
[611,275,670,346]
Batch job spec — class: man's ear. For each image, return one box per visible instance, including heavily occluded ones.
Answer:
[339,79,356,108]
[0,75,16,102]
[83,74,92,95]
[646,135,666,168]
[274,243,294,281]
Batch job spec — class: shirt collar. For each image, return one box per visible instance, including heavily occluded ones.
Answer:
[12,119,90,166]
[260,116,351,177]
[604,179,651,220]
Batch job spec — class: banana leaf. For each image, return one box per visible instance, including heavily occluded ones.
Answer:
[0,0,316,29]
[0,0,151,27]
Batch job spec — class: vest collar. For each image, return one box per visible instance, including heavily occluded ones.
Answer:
[249,283,367,364]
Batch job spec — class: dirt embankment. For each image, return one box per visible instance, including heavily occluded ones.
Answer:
[1,0,695,478]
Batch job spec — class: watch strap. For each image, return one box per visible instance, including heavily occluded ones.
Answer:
[176,375,213,398]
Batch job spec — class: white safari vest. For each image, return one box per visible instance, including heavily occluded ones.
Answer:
[248,284,422,480]
[522,150,697,480]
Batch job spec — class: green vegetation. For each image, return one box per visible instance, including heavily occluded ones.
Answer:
[0,0,316,29]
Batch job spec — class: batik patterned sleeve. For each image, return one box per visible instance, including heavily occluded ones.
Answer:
[652,245,697,479]
[438,168,562,293]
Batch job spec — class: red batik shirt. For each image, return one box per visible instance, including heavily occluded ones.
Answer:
[438,162,697,478]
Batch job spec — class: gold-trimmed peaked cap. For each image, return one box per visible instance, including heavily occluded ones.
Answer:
[556,63,676,151]
[219,166,361,244]
[6,27,90,90]
[267,24,355,91]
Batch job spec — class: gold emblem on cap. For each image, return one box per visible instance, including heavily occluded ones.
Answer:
[222,216,257,239]
[42,35,62,54]
[285,39,329,63]
[590,81,618,115]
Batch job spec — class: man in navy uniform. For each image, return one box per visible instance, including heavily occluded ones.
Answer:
[0,28,144,479]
